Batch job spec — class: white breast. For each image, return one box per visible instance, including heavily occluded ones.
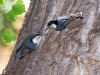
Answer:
[51,24,57,28]
[32,37,42,45]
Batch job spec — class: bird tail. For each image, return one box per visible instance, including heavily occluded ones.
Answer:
[15,42,26,58]
[15,49,22,58]
[76,16,83,19]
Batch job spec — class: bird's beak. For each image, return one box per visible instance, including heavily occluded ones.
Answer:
[45,26,51,31]
[45,27,49,31]
[45,25,54,31]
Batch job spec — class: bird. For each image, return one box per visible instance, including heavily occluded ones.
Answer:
[15,34,43,59]
[45,12,83,31]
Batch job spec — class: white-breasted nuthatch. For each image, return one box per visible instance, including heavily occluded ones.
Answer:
[45,12,83,31]
[15,34,43,59]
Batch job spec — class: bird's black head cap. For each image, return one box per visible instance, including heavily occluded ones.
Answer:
[47,21,52,27]
[47,20,58,26]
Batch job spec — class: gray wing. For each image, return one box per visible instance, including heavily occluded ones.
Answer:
[26,43,37,50]
[57,16,70,21]
[56,16,73,31]
[62,16,73,28]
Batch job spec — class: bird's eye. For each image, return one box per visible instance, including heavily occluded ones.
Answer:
[37,36,41,39]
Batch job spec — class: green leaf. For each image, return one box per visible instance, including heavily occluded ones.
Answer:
[0,0,3,4]
[7,10,15,22]
[6,0,26,23]
[12,0,26,15]
[2,29,16,43]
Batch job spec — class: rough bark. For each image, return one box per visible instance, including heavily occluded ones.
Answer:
[3,0,100,75]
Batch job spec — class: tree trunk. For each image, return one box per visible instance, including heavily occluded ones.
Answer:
[3,0,100,75]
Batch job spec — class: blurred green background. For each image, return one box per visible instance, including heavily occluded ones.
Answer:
[0,0,30,74]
